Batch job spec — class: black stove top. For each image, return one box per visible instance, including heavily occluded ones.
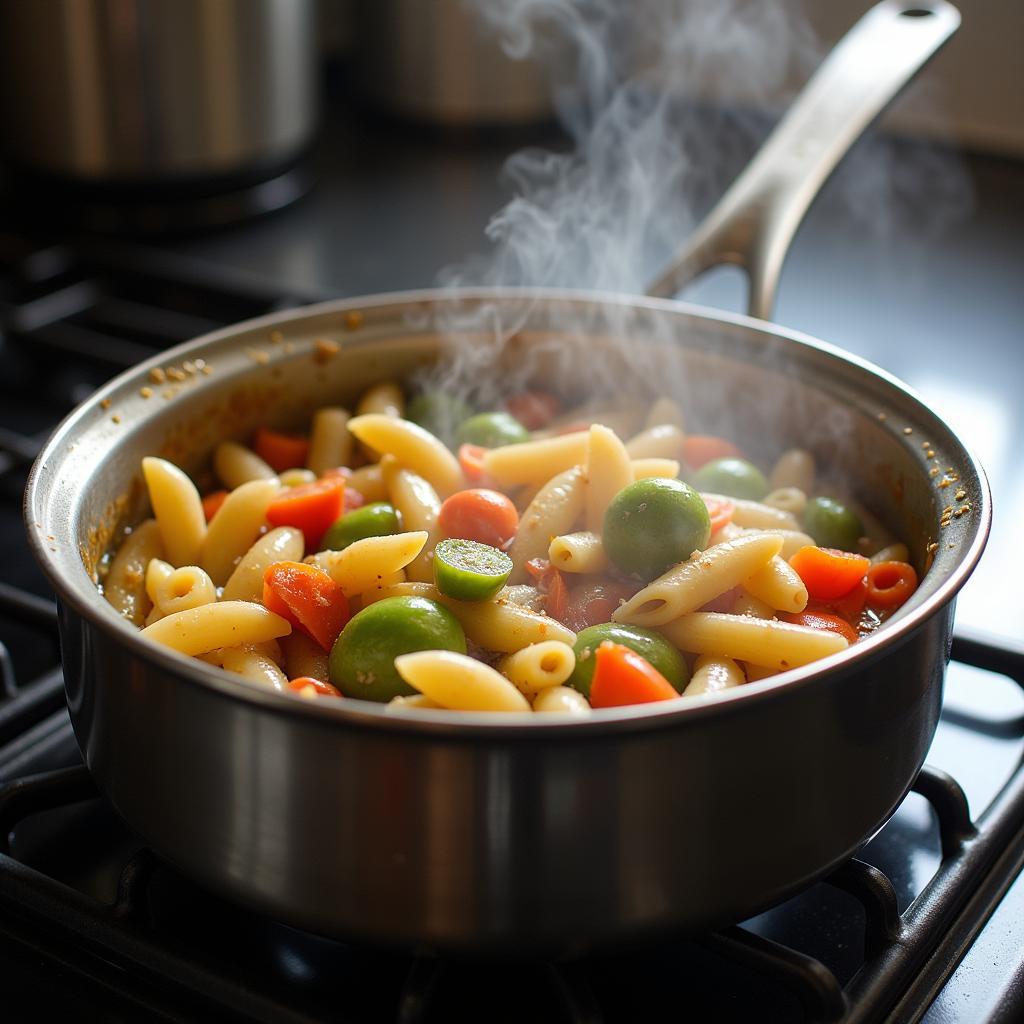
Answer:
[1,118,1022,1021]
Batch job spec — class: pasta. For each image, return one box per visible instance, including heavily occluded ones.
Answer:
[105,373,919,715]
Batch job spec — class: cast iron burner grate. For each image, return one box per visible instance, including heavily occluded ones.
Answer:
[1,238,1022,1022]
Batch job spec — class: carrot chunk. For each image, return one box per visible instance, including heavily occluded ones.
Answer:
[266,477,345,550]
[590,642,679,708]
[288,676,342,698]
[789,546,870,602]
[201,489,228,522]
[780,610,859,645]
[865,560,919,609]
[263,561,350,651]
[253,426,310,473]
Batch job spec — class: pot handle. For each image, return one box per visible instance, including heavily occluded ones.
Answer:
[644,0,959,320]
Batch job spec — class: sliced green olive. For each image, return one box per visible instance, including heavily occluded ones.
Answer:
[433,538,513,601]
[691,457,769,500]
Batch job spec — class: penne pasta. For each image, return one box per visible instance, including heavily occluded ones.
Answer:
[626,424,684,460]
[140,601,291,656]
[214,441,276,490]
[497,641,575,694]
[146,560,217,619]
[700,493,800,532]
[382,457,441,582]
[872,542,910,564]
[210,644,288,691]
[533,686,591,714]
[200,478,280,586]
[738,527,816,560]
[584,424,633,534]
[548,530,609,574]
[221,526,304,602]
[658,612,849,671]
[278,468,316,488]
[346,463,388,502]
[395,650,531,712]
[645,397,685,431]
[731,591,776,619]
[347,414,464,497]
[507,466,586,582]
[613,533,784,627]
[280,630,330,685]
[356,381,404,419]
[142,456,207,568]
[316,531,427,596]
[630,457,681,480]
[388,692,443,710]
[483,432,589,489]
[769,448,815,494]
[306,406,353,475]
[763,487,807,518]
[103,518,164,626]
[742,555,808,613]
[683,654,745,696]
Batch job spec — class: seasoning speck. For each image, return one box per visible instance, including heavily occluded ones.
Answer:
[344,311,363,331]
[140,386,153,399]
[270,330,284,344]
[246,349,270,365]
[100,398,112,410]
[955,488,967,501]
[877,413,887,421]
[167,366,187,382]
[927,542,938,554]
[903,427,913,435]
[314,338,340,363]
[150,368,166,384]
[111,415,121,424]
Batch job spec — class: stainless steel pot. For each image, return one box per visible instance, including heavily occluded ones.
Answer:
[25,2,988,953]
[0,0,316,183]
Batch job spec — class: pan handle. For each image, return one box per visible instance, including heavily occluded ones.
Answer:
[644,0,960,320]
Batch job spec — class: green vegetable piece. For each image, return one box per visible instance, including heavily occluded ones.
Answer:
[406,391,474,446]
[803,496,863,552]
[568,622,689,698]
[455,411,530,449]
[691,457,769,500]
[434,538,513,601]
[329,596,466,702]
[321,502,401,552]
[602,477,711,581]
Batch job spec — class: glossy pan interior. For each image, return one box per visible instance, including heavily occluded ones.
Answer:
[25,289,990,952]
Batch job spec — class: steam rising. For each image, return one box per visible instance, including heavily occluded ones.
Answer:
[421,0,969,422]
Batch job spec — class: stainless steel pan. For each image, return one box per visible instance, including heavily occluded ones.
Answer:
[25,1,988,954]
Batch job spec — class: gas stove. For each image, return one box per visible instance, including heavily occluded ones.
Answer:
[1,117,1022,1021]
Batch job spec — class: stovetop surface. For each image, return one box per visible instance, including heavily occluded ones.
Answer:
[0,104,1022,1022]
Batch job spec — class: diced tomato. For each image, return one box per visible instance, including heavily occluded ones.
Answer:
[780,610,859,645]
[703,495,735,535]
[563,580,637,632]
[502,391,561,430]
[263,561,350,651]
[252,426,310,473]
[458,443,490,484]
[682,435,743,471]
[525,558,569,621]
[288,676,342,698]
[265,477,345,550]
[590,642,679,708]
[789,545,870,602]
[201,489,228,522]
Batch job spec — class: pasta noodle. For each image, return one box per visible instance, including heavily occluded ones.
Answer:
[316,531,427,596]
[625,424,684,460]
[221,526,304,602]
[214,441,276,489]
[741,555,808,614]
[104,518,163,626]
[533,686,591,714]
[306,406,353,475]
[141,456,207,568]
[200,478,280,586]
[381,458,440,582]
[548,531,609,575]
[394,650,531,712]
[140,601,291,656]
[683,654,745,696]
[507,466,585,582]
[497,641,575,693]
[483,432,589,489]
[613,533,784,627]
[584,424,633,534]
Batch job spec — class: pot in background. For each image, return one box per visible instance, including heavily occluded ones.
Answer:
[0,0,317,185]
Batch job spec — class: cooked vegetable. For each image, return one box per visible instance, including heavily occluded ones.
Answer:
[865,560,918,609]
[434,538,513,601]
[455,411,530,449]
[321,502,401,552]
[525,558,570,620]
[457,443,489,483]
[692,457,769,501]
[288,676,342,698]
[803,496,863,552]
[438,488,519,548]
[779,610,859,645]
[329,596,466,702]
[252,426,309,473]
[201,489,228,522]
[703,495,735,535]
[406,391,473,445]
[602,477,711,581]
[265,477,345,550]
[682,435,742,470]
[589,642,680,708]
[789,545,870,601]
[502,391,561,430]
[569,621,687,698]
[263,561,351,652]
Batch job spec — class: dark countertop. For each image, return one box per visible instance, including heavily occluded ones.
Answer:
[170,108,1024,644]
